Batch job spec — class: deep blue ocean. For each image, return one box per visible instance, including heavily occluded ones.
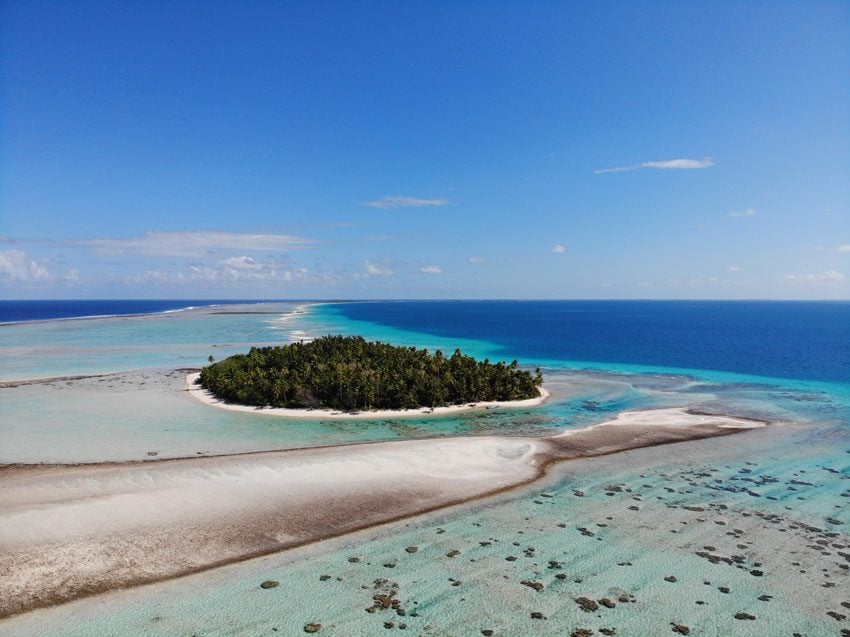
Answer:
[336,300,850,383]
[2,299,847,384]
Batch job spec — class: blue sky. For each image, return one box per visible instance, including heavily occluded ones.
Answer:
[1,1,848,299]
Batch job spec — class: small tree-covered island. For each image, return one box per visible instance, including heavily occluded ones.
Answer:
[198,335,544,412]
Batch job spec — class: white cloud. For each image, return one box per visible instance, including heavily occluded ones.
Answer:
[468,256,486,264]
[123,270,171,285]
[364,260,393,276]
[687,276,719,286]
[837,244,850,253]
[221,255,261,270]
[420,265,442,274]
[593,165,638,174]
[728,266,741,272]
[785,270,845,285]
[642,158,714,170]
[595,157,714,174]
[80,230,313,258]
[0,250,51,282]
[552,244,566,254]
[729,208,757,218]
[367,196,449,209]
[123,256,308,286]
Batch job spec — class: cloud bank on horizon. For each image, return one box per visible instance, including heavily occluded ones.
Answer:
[3,217,846,299]
[79,230,315,258]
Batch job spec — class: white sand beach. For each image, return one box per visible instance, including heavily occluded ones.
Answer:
[553,406,767,438]
[0,436,541,617]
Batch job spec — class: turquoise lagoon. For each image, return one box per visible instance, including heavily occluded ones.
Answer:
[0,301,847,635]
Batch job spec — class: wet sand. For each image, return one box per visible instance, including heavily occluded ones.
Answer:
[0,408,763,619]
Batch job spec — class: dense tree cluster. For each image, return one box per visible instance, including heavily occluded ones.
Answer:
[198,335,543,411]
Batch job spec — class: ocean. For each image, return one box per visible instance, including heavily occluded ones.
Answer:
[0,299,273,323]
[5,298,846,381]
[1,300,847,636]
[335,300,850,382]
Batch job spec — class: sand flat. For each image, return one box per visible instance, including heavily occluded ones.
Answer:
[0,406,765,619]
[0,436,539,618]
[553,406,767,437]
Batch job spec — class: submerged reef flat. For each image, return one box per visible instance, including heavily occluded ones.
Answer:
[2,421,847,637]
[0,408,760,619]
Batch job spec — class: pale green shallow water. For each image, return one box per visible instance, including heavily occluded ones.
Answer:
[0,302,847,635]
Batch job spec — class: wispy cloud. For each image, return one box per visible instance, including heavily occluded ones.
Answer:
[728,265,742,272]
[79,230,313,258]
[363,260,393,276]
[468,256,486,264]
[552,244,566,254]
[123,256,309,286]
[594,157,714,174]
[643,158,714,170]
[420,265,442,274]
[837,244,850,253]
[367,196,449,209]
[785,270,845,285]
[729,208,757,218]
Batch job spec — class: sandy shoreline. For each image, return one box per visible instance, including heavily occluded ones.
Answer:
[0,406,765,619]
[553,405,766,436]
[186,371,551,419]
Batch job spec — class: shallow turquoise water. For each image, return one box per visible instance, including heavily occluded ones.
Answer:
[1,301,847,635]
[4,425,847,636]
[0,302,307,380]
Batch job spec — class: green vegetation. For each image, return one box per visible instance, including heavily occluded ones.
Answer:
[198,335,543,411]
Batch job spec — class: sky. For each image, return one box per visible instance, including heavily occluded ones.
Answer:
[1,1,848,300]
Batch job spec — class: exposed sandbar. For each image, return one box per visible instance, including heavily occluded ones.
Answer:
[0,407,764,619]
[186,371,550,419]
